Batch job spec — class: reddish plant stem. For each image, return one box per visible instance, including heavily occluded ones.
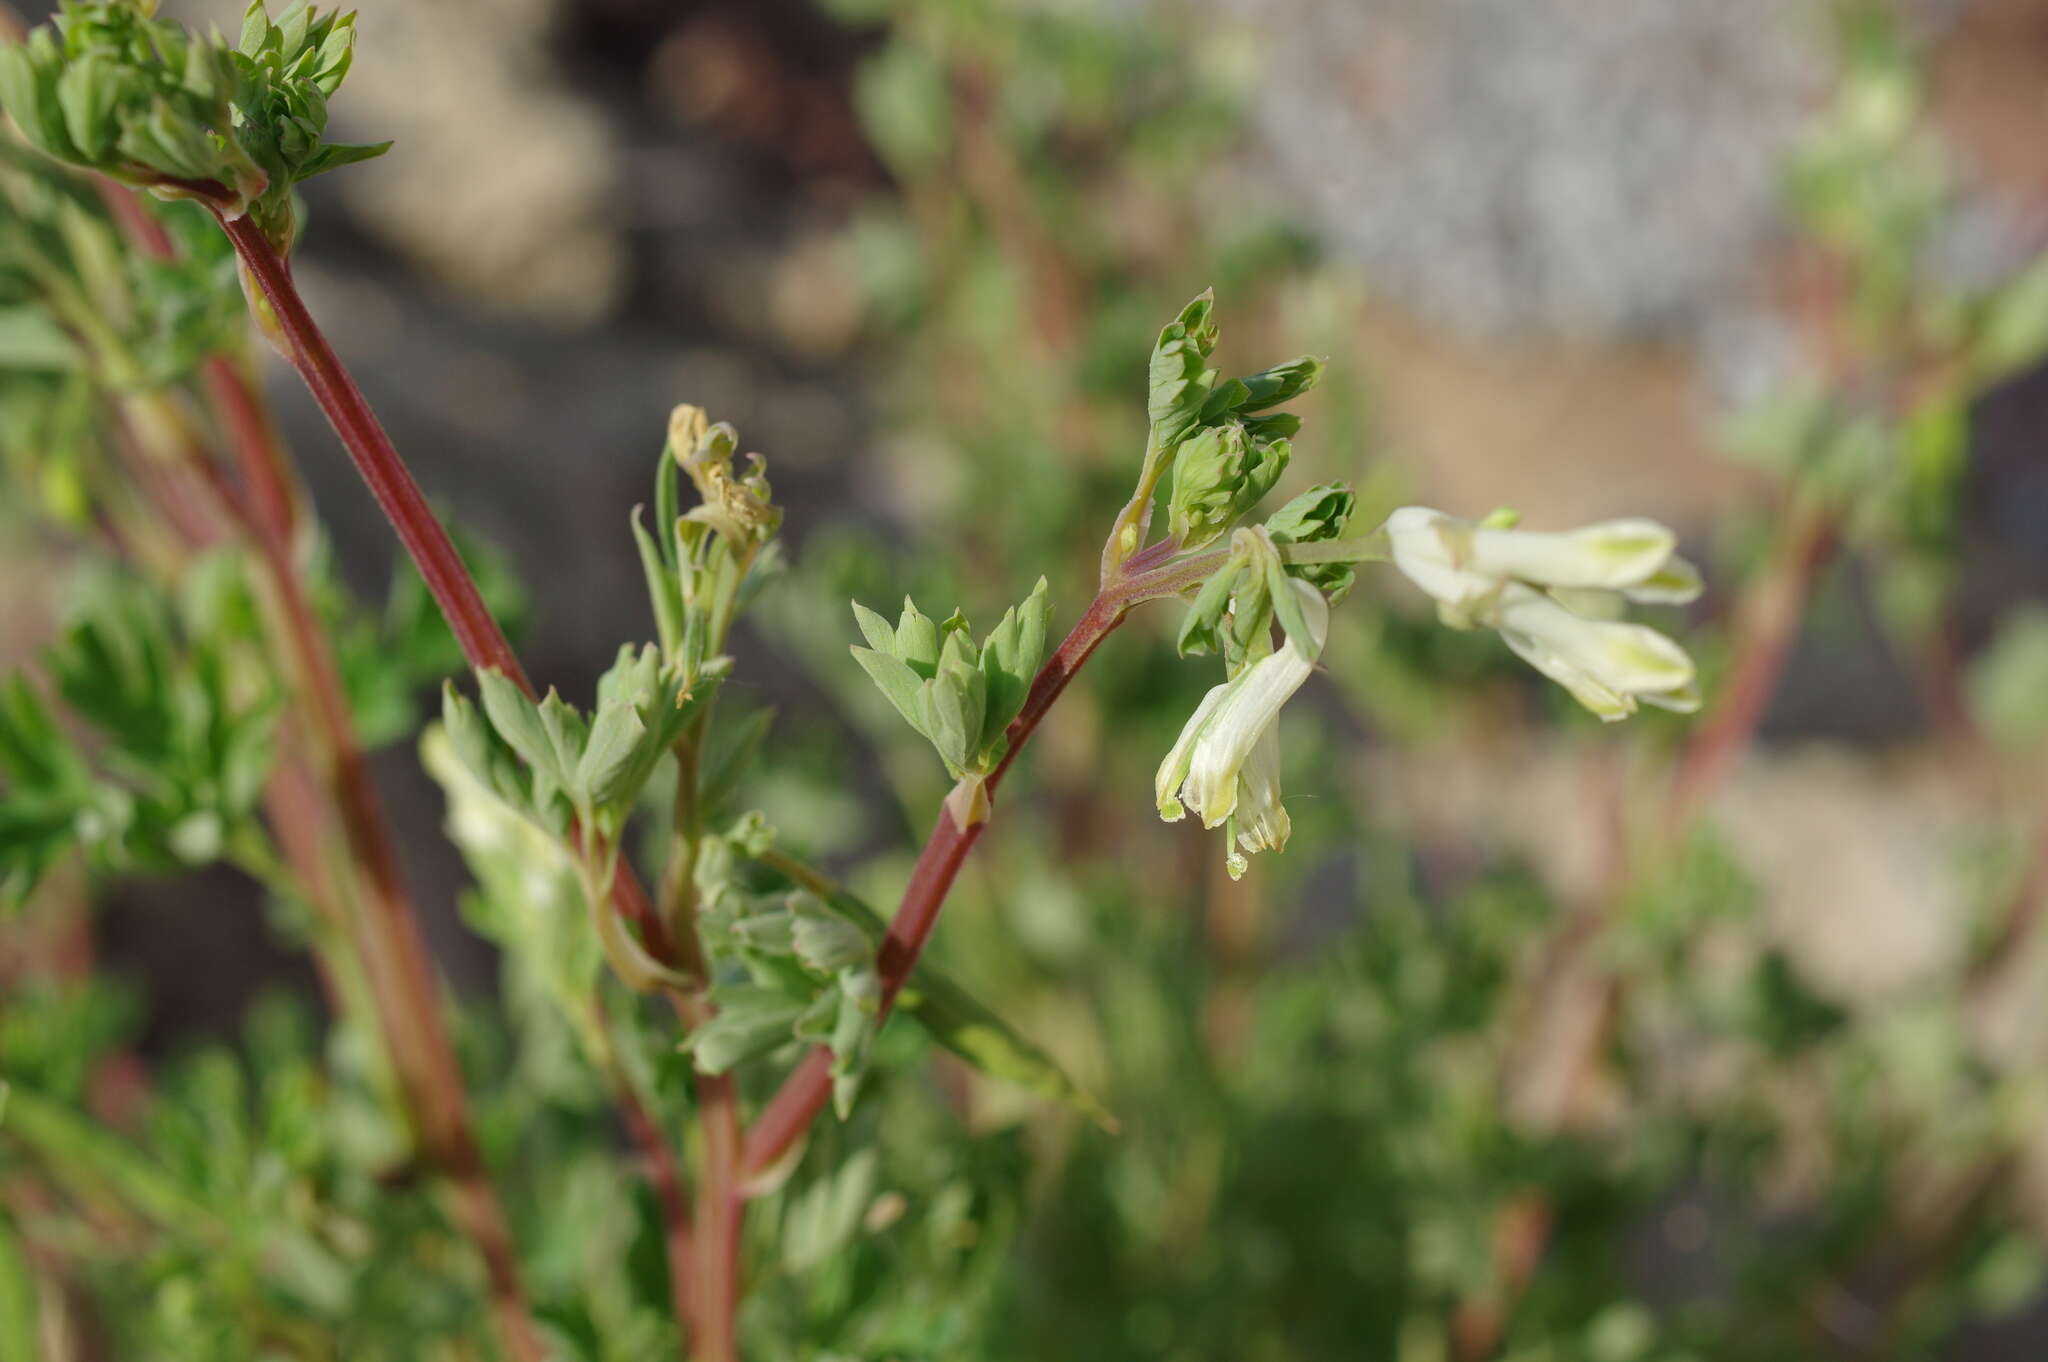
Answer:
[743,588,1135,1177]
[209,206,688,965]
[213,210,525,683]
[202,355,298,540]
[91,181,545,1355]
[1666,497,1836,832]
[693,1072,744,1362]
[197,388,546,1362]
[612,1070,697,1330]
[204,200,712,1349]
[210,187,1222,1353]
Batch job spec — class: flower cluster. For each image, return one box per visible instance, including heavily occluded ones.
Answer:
[1156,575,1329,879]
[1150,498,1702,878]
[1383,507,1701,720]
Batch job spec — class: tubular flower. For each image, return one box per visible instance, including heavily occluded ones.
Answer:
[1156,578,1329,876]
[1384,506,1701,720]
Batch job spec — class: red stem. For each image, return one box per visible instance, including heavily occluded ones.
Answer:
[213,210,526,684]
[200,374,547,1362]
[1667,498,1836,830]
[207,202,707,1349]
[693,1072,744,1362]
[211,207,689,965]
[742,588,1135,1176]
[614,1075,697,1332]
[90,184,543,1358]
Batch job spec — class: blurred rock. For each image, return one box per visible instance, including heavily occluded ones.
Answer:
[174,0,627,324]
[1214,0,1828,341]
[1371,735,1975,1007]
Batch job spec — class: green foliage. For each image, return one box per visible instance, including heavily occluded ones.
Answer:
[851,579,1051,780]
[0,556,278,907]
[6,0,2048,1357]
[0,1,389,248]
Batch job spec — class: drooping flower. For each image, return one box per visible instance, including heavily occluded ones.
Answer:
[1383,506,1701,720]
[1156,577,1329,876]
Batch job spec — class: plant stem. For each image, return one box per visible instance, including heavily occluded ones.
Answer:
[1666,495,1836,831]
[93,188,548,1359]
[739,559,1197,1178]
[693,1072,743,1362]
[212,210,524,683]
[201,391,547,1362]
[208,207,691,969]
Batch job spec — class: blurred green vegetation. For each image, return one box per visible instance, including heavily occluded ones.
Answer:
[10,1,2048,1360]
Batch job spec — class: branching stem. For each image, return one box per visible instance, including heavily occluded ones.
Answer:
[741,547,1217,1178]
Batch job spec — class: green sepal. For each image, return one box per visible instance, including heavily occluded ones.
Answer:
[1264,553,1324,664]
[1177,557,1244,658]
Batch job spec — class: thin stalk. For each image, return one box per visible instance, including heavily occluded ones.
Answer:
[203,201,721,1350]
[207,206,689,974]
[693,1072,743,1362]
[211,210,524,682]
[1666,495,1836,830]
[587,1021,696,1348]
[93,186,546,1359]
[741,557,1205,1178]
[197,396,545,1362]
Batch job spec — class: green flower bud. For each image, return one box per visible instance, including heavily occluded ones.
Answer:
[1167,422,1289,551]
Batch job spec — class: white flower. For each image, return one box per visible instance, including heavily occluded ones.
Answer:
[1495,584,1699,720]
[1383,506,1701,721]
[1156,578,1328,876]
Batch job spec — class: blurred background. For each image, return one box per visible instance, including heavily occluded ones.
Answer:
[14,0,2048,1357]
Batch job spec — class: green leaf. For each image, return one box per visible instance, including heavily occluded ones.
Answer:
[0,33,67,156]
[687,988,807,1073]
[576,695,648,810]
[1202,355,1323,420]
[0,1212,39,1362]
[893,597,939,674]
[536,689,588,788]
[239,2,274,58]
[852,600,898,655]
[0,307,85,371]
[1976,257,2048,378]
[1266,482,1358,600]
[1,1085,216,1232]
[632,507,683,656]
[919,655,985,775]
[830,968,881,1117]
[810,883,1113,1126]
[791,897,871,974]
[851,646,926,735]
[698,705,773,818]
[295,139,392,181]
[977,577,1051,751]
[779,1149,878,1274]
[476,669,563,786]
[55,53,121,163]
[1148,289,1220,451]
